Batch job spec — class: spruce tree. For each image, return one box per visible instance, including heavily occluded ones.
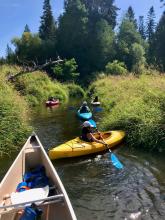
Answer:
[126,6,137,28]
[58,0,88,75]
[146,6,156,64]
[82,0,119,29]
[154,12,165,70]
[146,6,156,43]
[6,44,14,63]
[24,24,31,33]
[39,0,56,41]
[117,16,143,71]
[138,16,146,39]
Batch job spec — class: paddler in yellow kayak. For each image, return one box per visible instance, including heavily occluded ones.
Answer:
[81,121,107,145]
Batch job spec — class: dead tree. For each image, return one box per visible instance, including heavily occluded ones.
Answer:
[7,57,63,81]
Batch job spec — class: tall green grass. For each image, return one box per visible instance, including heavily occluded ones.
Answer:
[13,71,68,106]
[0,65,31,156]
[89,74,165,152]
[65,83,86,98]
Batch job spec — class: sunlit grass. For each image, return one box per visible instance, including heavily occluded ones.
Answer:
[0,66,31,156]
[13,70,69,106]
[89,74,165,151]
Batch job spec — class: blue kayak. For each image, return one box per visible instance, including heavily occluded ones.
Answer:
[77,110,92,120]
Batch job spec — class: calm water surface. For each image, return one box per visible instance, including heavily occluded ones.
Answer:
[1,100,165,220]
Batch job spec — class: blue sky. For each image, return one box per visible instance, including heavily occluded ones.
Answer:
[0,0,163,57]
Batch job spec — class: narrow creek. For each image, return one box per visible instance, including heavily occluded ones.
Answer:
[1,99,165,219]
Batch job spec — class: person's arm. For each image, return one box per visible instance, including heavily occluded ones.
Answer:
[87,133,105,144]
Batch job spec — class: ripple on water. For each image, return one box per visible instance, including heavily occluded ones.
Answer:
[29,103,165,220]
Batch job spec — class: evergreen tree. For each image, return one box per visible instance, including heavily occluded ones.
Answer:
[117,17,143,70]
[126,6,137,28]
[87,19,115,73]
[146,6,156,43]
[146,6,156,63]
[6,44,15,63]
[24,24,31,33]
[154,12,165,71]
[58,0,88,75]
[39,0,56,41]
[138,16,146,39]
[82,0,119,29]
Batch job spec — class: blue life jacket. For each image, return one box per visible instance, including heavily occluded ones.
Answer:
[16,165,49,192]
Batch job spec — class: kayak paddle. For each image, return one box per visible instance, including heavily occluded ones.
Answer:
[88,119,97,128]
[106,146,123,169]
[96,129,124,169]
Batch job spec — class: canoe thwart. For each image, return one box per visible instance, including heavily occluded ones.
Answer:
[0,194,64,210]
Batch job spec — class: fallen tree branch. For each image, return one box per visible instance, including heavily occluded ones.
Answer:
[8,57,63,81]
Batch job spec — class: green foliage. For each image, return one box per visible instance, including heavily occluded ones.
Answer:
[12,32,42,62]
[131,43,146,74]
[89,75,165,152]
[0,65,31,156]
[39,0,56,41]
[146,6,156,43]
[138,16,146,40]
[24,24,31,33]
[58,0,88,75]
[126,6,137,28]
[153,12,165,71]
[105,60,127,75]
[117,17,144,70]
[58,0,117,78]
[13,71,68,106]
[65,83,86,97]
[6,44,15,63]
[146,6,156,64]
[52,58,79,82]
[87,19,115,72]
[82,0,119,28]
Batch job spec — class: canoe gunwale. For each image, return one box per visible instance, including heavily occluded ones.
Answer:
[0,133,77,220]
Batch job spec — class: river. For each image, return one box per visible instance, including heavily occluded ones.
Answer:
[1,100,165,220]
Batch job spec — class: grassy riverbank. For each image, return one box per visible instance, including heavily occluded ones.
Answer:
[0,65,31,156]
[0,65,85,155]
[89,74,165,152]
[5,67,85,106]
[13,71,69,106]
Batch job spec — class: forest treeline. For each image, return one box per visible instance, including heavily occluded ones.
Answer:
[1,0,165,83]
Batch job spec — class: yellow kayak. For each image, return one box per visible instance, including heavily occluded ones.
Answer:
[49,131,125,160]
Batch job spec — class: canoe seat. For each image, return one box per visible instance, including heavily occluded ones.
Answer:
[11,185,49,205]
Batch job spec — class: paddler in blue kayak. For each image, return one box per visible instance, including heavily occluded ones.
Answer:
[79,101,91,113]
[81,121,106,145]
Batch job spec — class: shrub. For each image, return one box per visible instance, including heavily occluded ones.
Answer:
[52,58,79,82]
[105,60,127,75]
[65,83,86,97]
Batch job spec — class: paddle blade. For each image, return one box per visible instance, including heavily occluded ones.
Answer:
[88,119,97,128]
[110,152,123,169]
[93,107,103,113]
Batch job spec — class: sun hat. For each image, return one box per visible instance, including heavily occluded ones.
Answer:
[82,101,87,106]
[83,121,94,128]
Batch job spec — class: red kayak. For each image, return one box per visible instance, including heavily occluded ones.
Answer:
[45,99,60,107]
